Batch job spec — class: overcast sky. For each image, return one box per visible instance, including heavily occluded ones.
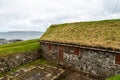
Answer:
[0,0,120,32]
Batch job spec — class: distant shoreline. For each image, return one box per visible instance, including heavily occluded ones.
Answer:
[0,31,42,32]
[0,31,43,40]
[0,38,23,44]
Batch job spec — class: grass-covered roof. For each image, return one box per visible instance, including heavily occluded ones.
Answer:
[40,19,120,50]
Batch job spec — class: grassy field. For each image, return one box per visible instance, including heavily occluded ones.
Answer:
[106,74,120,80]
[40,19,120,50]
[0,39,40,57]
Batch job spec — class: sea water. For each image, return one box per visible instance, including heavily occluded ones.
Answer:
[0,31,43,40]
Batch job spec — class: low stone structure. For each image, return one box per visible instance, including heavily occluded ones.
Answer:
[0,64,64,80]
[40,40,120,79]
[0,51,40,74]
[40,20,120,79]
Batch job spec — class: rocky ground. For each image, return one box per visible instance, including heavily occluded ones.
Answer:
[56,69,99,80]
[0,61,64,80]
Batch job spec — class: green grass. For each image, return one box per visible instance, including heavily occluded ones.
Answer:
[0,39,38,49]
[106,74,120,80]
[40,19,120,50]
[0,39,40,57]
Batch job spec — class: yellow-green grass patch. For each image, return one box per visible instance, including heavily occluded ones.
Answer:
[40,19,120,50]
[0,39,40,57]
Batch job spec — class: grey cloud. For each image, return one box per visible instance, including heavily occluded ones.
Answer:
[0,0,120,32]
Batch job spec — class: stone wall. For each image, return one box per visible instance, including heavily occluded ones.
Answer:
[0,50,41,74]
[41,41,120,79]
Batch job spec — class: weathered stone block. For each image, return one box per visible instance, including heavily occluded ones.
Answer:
[0,51,40,74]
